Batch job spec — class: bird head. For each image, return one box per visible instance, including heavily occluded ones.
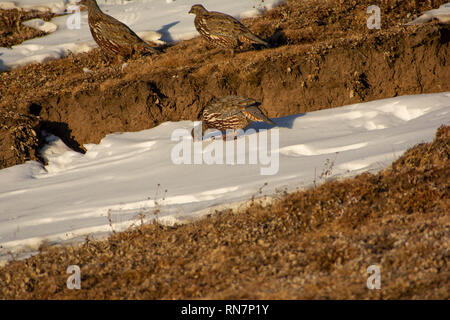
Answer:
[77,0,97,8]
[189,4,208,15]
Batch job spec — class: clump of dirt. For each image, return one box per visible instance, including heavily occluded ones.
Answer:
[0,125,447,299]
[0,111,39,168]
[0,8,55,47]
[0,0,449,170]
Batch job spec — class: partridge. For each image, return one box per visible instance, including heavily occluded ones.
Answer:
[193,95,275,139]
[189,4,269,50]
[79,0,159,61]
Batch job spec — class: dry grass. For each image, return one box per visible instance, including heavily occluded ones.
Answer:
[0,125,448,299]
[0,0,448,299]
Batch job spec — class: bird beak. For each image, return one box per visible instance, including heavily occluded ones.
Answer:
[188,8,193,14]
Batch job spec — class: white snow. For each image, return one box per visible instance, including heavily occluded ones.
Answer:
[1,1,449,72]
[0,0,284,71]
[0,0,74,13]
[0,0,449,266]
[22,18,58,33]
[406,3,450,25]
[0,92,449,264]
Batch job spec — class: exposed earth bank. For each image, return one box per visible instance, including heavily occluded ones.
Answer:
[0,0,449,169]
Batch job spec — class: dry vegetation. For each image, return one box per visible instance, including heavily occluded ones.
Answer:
[0,0,449,299]
[0,125,448,299]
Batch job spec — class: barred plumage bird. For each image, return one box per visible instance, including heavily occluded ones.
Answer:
[79,0,159,62]
[188,4,269,50]
[193,96,275,139]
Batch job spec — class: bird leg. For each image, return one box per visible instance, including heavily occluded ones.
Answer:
[115,55,124,65]
[222,130,238,140]
[204,47,223,59]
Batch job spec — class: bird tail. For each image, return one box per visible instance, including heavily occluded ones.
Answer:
[245,32,269,47]
[243,106,275,125]
[134,41,160,56]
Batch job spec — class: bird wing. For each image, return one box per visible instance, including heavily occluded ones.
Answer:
[105,17,143,44]
[205,13,268,46]
[91,13,152,48]
[222,96,258,118]
[202,13,249,38]
[204,96,249,119]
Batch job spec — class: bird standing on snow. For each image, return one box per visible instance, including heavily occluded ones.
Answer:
[188,4,269,51]
[78,0,159,62]
[193,96,275,140]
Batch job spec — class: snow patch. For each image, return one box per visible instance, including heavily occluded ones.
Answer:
[0,0,284,71]
[22,18,58,33]
[280,142,368,157]
[406,3,450,25]
[0,0,76,13]
[0,92,449,263]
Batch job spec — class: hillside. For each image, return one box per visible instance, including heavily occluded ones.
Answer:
[0,0,448,299]
[0,125,448,299]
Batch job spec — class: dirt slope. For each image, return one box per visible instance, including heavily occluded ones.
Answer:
[0,0,448,300]
[0,0,449,169]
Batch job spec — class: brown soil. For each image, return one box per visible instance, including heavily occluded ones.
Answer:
[0,125,448,299]
[0,8,55,48]
[0,0,449,169]
[0,111,39,168]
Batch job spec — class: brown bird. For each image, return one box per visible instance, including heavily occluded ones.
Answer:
[192,96,275,140]
[188,4,269,51]
[79,0,159,62]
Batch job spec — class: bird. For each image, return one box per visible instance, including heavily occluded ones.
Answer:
[192,96,275,140]
[188,4,269,51]
[78,0,159,62]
